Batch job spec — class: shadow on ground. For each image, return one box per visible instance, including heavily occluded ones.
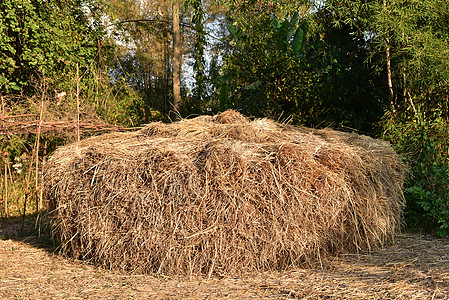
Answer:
[0,213,55,250]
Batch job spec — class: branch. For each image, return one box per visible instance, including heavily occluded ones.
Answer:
[105,18,194,30]
[105,19,226,43]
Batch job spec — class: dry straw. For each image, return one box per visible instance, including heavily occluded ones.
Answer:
[44,110,405,276]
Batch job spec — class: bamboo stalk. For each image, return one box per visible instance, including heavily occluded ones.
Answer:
[7,159,21,216]
[23,149,36,225]
[4,156,8,217]
[40,139,48,210]
[172,0,181,121]
[384,0,395,112]
[76,63,80,142]
[35,99,44,212]
[0,153,2,218]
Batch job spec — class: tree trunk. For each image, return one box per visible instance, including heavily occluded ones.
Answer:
[386,36,395,112]
[384,0,395,112]
[172,0,181,121]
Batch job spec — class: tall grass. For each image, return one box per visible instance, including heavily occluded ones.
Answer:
[0,63,158,221]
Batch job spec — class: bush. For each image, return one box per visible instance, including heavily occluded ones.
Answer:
[383,107,449,236]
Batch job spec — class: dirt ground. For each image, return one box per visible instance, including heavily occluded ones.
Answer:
[1,218,448,299]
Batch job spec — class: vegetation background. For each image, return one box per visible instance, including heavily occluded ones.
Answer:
[1,0,448,236]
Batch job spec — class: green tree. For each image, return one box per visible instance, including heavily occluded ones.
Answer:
[323,0,449,234]
[323,0,449,116]
[218,0,385,131]
[182,0,206,115]
[0,0,107,94]
[108,0,213,119]
[220,1,315,121]
[306,5,388,131]
[373,0,449,235]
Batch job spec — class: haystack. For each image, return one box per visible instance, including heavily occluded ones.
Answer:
[44,110,405,276]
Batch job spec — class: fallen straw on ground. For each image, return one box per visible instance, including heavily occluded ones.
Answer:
[44,110,405,276]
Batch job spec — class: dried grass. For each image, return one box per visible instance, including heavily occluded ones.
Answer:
[43,110,405,276]
[2,232,448,299]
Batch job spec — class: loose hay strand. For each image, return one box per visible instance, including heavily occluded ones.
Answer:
[44,110,405,276]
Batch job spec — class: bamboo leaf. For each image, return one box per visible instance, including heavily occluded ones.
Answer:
[292,27,304,54]
[277,20,291,42]
[272,16,280,29]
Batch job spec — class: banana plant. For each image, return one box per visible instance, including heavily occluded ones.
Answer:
[272,12,308,56]
[220,13,308,110]
[227,12,308,55]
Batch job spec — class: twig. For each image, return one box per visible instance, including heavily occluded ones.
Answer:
[35,98,44,213]
[0,120,132,133]
[0,114,38,120]
[7,160,21,216]
[22,149,36,229]
[3,155,8,217]
[76,63,80,142]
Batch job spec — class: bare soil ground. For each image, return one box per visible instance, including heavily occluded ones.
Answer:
[1,217,448,299]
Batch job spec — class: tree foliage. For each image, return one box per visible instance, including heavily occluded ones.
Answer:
[324,0,449,115]
[0,0,107,93]
[221,10,317,121]
[373,0,449,234]
[220,0,386,131]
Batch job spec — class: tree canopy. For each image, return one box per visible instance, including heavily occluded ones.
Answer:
[0,0,107,93]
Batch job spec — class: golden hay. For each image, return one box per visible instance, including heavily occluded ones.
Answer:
[44,110,405,276]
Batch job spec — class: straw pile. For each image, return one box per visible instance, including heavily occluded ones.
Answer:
[44,110,405,276]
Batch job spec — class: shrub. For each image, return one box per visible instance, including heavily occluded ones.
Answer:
[383,107,449,236]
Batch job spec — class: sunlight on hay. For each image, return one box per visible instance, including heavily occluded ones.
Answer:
[44,110,405,276]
